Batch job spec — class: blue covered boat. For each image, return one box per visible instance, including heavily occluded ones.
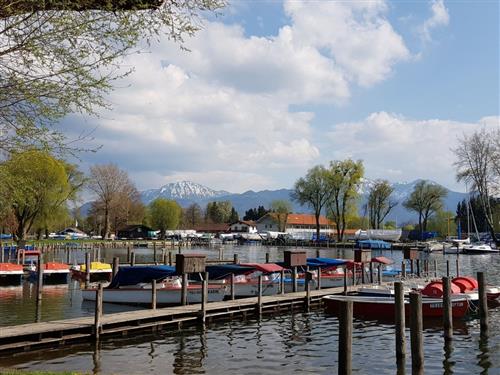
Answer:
[356,239,392,249]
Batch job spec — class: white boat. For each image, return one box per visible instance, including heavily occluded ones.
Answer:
[227,277,280,297]
[82,280,227,305]
[462,243,499,254]
[354,229,402,242]
[424,241,446,252]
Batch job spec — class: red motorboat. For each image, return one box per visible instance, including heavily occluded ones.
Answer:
[29,262,70,284]
[323,294,471,319]
[0,263,24,285]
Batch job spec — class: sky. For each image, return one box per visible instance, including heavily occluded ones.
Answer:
[65,0,500,194]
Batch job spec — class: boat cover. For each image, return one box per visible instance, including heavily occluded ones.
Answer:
[356,239,392,249]
[108,265,176,288]
[307,257,347,267]
[205,264,256,279]
[370,256,394,265]
[240,263,284,273]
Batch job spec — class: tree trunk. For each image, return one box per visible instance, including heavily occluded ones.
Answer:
[315,213,320,244]
[103,206,110,239]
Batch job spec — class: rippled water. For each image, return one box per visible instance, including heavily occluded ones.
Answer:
[0,245,499,374]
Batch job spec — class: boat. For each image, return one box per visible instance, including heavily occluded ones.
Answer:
[71,262,113,282]
[424,241,445,252]
[323,294,471,319]
[354,229,402,242]
[356,239,391,250]
[0,263,24,285]
[462,243,499,254]
[82,265,227,306]
[28,262,70,284]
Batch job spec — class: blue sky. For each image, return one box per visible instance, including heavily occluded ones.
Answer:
[68,0,499,193]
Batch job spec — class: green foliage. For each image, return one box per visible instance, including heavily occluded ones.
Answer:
[0,0,225,153]
[326,159,364,241]
[243,206,269,221]
[269,199,292,232]
[0,150,82,240]
[367,179,397,229]
[229,207,239,223]
[205,201,232,223]
[403,180,447,234]
[384,220,397,229]
[149,198,182,238]
[182,203,203,228]
[427,210,456,237]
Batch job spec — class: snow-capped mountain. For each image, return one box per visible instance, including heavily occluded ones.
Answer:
[141,181,229,205]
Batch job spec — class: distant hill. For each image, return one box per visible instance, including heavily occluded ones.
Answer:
[81,179,467,224]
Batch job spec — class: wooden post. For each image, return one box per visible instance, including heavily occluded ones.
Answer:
[127,246,131,263]
[96,245,101,263]
[352,264,356,286]
[410,260,414,275]
[455,258,459,277]
[343,266,348,295]
[402,262,406,279]
[0,242,3,263]
[361,263,365,284]
[369,262,374,284]
[163,252,168,265]
[442,276,453,340]
[85,252,91,288]
[292,266,297,293]
[37,252,44,291]
[377,264,382,285]
[151,279,157,310]
[168,251,172,266]
[66,248,70,264]
[280,269,285,295]
[338,299,353,375]
[394,282,406,362]
[446,260,450,277]
[410,292,424,375]
[112,257,119,279]
[317,266,322,290]
[434,260,438,278]
[153,242,157,264]
[257,275,263,317]
[233,253,239,264]
[316,248,320,258]
[477,272,488,337]
[305,271,311,310]
[230,273,235,300]
[94,283,103,340]
[181,273,188,306]
[218,247,222,260]
[200,272,208,324]
[265,252,270,264]
[130,252,135,266]
[416,259,420,277]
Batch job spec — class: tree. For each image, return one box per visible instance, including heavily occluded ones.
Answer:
[183,203,203,228]
[292,165,333,242]
[367,179,398,229]
[0,0,225,153]
[427,210,456,238]
[243,206,269,221]
[205,201,232,223]
[403,181,447,238]
[229,207,239,223]
[270,200,292,232]
[87,164,138,239]
[149,198,181,238]
[454,129,499,243]
[0,150,82,241]
[326,159,364,242]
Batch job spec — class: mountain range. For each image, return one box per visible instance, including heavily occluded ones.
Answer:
[137,180,467,224]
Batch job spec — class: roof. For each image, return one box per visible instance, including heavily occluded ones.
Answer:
[230,220,256,226]
[193,223,230,232]
[256,213,334,226]
[240,263,284,273]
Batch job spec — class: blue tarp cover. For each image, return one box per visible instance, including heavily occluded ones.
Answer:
[108,265,176,288]
[307,257,347,267]
[356,239,392,249]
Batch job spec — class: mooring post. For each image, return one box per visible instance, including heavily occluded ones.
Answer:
[477,272,488,337]
[153,242,157,264]
[446,260,450,277]
[37,251,44,293]
[96,245,101,263]
[112,257,119,279]
[361,262,365,284]
[230,273,235,300]
[410,260,414,275]
[416,259,420,277]
[338,299,353,375]
[200,272,208,324]
[85,252,91,288]
[394,282,406,363]
[94,283,103,340]
[352,264,356,286]
[377,264,382,285]
[162,250,167,265]
[218,247,223,260]
[292,266,297,292]
[305,271,311,310]
[455,258,459,277]
[369,262,374,283]
[181,273,188,306]
[127,246,131,263]
[410,292,424,375]
[0,242,4,263]
[442,276,453,340]
[151,279,157,310]
[265,252,270,264]
[316,248,320,258]
[130,252,136,267]
[343,266,348,295]
[66,248,70,264]
[233,253,239,264]
[257,275,263,317]
[168,251,172,266]
[402,262,406,279]
[317,266,322,290]
[434,260,438,278]
[280,269,285,295]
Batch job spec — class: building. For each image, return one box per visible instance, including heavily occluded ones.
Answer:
[256,213,335,239]
[117,224,155,239]
[192,223,230,234]
[229,220,257,233]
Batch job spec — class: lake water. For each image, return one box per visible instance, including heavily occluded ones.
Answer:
[0,245,499,374]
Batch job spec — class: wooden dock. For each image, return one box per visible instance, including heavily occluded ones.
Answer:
[0,285,360,355]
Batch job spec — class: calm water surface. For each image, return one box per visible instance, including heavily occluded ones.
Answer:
[0,245,499,374]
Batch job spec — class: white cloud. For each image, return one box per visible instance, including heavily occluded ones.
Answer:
[327,112,500,190]
[420,0,450,42]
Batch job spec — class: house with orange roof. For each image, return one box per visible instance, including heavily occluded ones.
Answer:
[256,213,335,239]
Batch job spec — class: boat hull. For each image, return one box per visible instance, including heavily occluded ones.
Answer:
[71,270,112,282]
[82,285,227,306]
[29,270,69,284]
[0,272,23,286]
[323,295,470,319]
[230,281,280,297]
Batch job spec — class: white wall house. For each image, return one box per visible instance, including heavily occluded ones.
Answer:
[229,220,258,233]
[256,213,334,239]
